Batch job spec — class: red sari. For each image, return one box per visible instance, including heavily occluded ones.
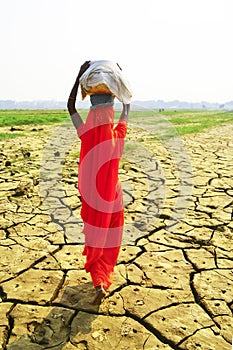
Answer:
[77,105,127,290]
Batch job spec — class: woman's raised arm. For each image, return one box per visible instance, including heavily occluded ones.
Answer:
[67,60,90,129]
[120,103,130,122]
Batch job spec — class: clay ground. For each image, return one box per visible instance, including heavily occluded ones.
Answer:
[0,117,233,350]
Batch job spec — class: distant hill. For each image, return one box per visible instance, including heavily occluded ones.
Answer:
[0,99,89,110]
[0,99,233,110]
[129,100,233,111]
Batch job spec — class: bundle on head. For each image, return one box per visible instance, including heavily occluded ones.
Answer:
[79,60,132,104]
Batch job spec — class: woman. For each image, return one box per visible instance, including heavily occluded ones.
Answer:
[67,61,130,304]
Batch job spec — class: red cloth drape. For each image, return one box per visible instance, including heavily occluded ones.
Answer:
[77,105,127,289]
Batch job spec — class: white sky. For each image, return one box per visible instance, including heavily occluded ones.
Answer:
[1,0,233,103]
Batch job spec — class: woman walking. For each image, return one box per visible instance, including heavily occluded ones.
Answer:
[67,60,131,304]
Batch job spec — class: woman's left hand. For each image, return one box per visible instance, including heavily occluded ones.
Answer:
[78,60,91,80]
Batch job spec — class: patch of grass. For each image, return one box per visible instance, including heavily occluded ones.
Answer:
[0,109,233,137]
[124,143,140,152]
[0,132,25,140]
[129,110,233,135]
[166,111,233,135]
[69,150,80,159]
[8,165,30,174]
[0,110,70,126]
[0,109,89,128]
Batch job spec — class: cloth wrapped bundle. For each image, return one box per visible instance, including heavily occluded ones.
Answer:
[79,60,132,104]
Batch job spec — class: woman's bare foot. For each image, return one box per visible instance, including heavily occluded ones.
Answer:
[91,285,106,305]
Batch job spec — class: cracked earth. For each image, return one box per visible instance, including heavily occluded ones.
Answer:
[0,119,233,349]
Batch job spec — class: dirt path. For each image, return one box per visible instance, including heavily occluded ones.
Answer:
[0,120,232,349]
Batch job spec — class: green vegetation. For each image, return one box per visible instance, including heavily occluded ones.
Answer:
[0,132,25,140]
[0,109,233,138]
[161,110,233,135]
[125,110,233,136]
[0,110,69,126]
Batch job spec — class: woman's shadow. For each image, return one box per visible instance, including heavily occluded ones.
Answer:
[7,282,101,349]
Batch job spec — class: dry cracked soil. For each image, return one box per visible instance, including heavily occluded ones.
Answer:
[0,118,233,350]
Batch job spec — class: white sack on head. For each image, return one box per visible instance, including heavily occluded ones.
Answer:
[79,60,132,104]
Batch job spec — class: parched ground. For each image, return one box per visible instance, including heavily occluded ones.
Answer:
[0,119,232,350]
